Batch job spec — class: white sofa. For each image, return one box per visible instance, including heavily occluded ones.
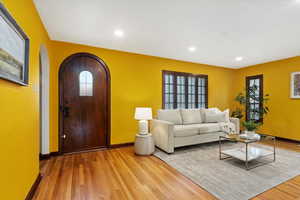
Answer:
[151,108,240,153]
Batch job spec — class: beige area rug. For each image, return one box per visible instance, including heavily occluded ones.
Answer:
[154,142,300,200]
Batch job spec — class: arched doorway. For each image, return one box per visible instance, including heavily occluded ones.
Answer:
[59,53,111,153]
[39,45,50,156]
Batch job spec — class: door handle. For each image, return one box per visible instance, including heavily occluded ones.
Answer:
[62,134,67,139]
[62,106,70,117]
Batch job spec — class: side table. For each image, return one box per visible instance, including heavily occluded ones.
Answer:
[134,133,155,155]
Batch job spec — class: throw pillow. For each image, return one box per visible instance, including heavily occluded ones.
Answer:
[157,109,182,124]
[202,107,221,122]
[223,109,230,123]
[205,112,227,123]
[180,109,202,124]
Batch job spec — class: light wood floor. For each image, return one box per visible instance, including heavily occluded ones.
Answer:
[34,140,300,200]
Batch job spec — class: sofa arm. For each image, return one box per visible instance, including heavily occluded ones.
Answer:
[151,119,175,153]
[230,117,240,134]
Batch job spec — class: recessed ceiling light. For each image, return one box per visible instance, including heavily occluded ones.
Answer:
[114,29,124,37]
[235,56,243,61]
[188,46,197,52]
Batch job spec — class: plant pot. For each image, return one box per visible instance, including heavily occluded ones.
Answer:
[245,130,260,140]
[245,130,256,136]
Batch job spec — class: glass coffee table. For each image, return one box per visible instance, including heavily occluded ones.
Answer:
[219,133,276,170]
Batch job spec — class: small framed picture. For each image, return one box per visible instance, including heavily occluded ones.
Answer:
[291,72,300,99]
[0,3,29,86]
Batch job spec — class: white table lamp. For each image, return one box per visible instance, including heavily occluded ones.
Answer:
[134,107,152,135]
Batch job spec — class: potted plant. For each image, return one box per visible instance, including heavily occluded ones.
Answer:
[232,85,270,134]
[242,120,261,135]
[231,108,243,119]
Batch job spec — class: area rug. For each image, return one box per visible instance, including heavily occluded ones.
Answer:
[154,142,300,200]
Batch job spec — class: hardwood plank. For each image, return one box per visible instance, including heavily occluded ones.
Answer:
[252,139,300,200]
[255,188,296,200]
[34,139,300,200]
[35,147,216,200]
[277,182,300,198]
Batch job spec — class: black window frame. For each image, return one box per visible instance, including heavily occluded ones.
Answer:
[246,74,264,122]
[162,70,208,109]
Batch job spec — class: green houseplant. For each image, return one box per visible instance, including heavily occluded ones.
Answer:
[242,120,262,133]
[232,84,270,133]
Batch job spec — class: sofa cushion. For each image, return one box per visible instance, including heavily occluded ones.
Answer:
[202,108,221,122]
[205,112,227,123]
[206,107,221,114]
[197,123,221,134]
[180,109,202,124]
[174,123,221,137]
[199,108,206,122]
[174,125,200,137]
[157,109,182,124]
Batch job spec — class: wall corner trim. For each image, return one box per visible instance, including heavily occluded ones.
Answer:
[25,173,42,200]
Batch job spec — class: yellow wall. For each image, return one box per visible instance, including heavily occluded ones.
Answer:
[232,56,300,141]
[49,41,235,151]
[0,0,51,199]
[2,1,299,198]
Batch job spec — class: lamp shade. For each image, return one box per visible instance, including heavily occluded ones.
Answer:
[134,107,152,120]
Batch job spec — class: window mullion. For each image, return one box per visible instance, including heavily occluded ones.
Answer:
[205,77,208,108]
[174,74,178,109]
[195,76,199,108]
[185,75,188,109]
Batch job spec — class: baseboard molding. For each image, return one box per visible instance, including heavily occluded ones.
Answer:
[40,143,134,159]
[25,173,42,200]
[50,151,60,156]
[39,151,60,160]
[63,147,108,155]
[39,153,50,160]
[110,142,134,149]
[276,136,300,143]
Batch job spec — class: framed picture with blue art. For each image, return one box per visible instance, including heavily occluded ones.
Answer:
[0,3,29,86]
[291,72,300,99]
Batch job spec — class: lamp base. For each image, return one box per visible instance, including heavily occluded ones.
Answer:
[138,120,149,135]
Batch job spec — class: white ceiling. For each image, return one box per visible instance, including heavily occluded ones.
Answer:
[33,0,300,68]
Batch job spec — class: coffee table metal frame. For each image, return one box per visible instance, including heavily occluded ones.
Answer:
[219,133,276,170]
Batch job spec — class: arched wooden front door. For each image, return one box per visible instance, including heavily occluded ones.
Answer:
[59,53,110,153]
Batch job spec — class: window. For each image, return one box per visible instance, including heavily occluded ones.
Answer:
[197,76,207,108]
[163,73,175,109]
[163,70,208,109]
[177,75,186,108]
[187,76,196,108]
[79,71,93,96]
[246,75,263,122]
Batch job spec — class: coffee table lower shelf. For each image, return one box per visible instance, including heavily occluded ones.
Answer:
[219,134,276,170]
